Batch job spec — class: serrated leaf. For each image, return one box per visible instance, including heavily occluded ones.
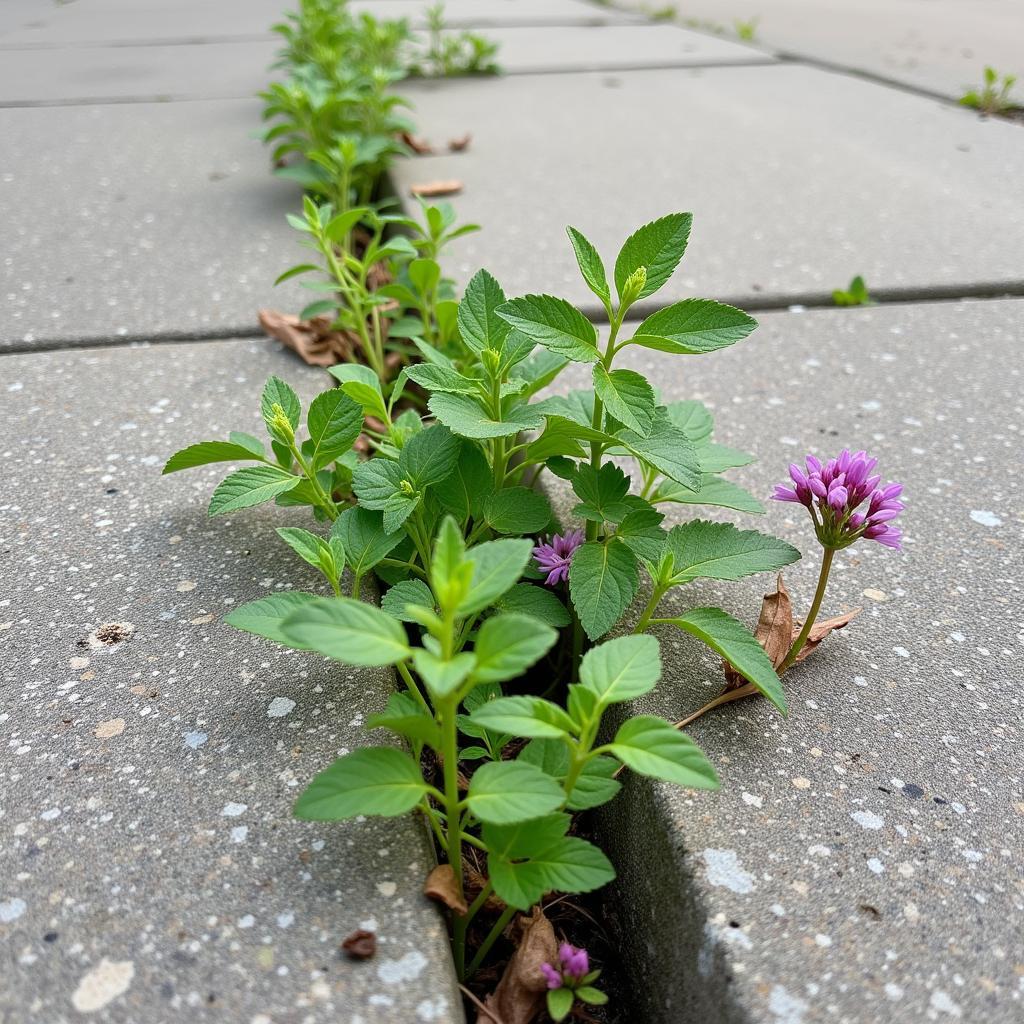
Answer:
[630,299,757,354]
[464,761,565,824]
[617,411,701,491]
[331,507,403,575]
[307,389,363,470]
[495,294,600,363]
[208,465,300,516]
[571,462,632,523]
[566,225,610,303]
[698,443,755,473]
[614,213,692,301]
[429,392,544,439]
[276,526,331,571]
[380,578,435,622]
[327,364,389,422]
[609,715,719,789]
[405,363,481,395]
[592,365,656,436]
[568,539,639,641]
[653,475,764,514]
[664,399,714,444]
[484,487,553,534]
[260,376,301,437]
[224,592,318,647]
[399,424,459,488]
[666,521,801,584]
[163,440,264,475]
[279,597,411,666]
[493,583,572,627]
[294,748,427,820]
[433,441,493,523]
[667,606,787,714]
[457,268,509,353]
[352,458,404,508]
[367,692,441,749]
[580,634,661,704]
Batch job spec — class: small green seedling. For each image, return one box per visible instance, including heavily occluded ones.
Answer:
[734,17,760,42]
[832,275,874,307]
[959,66,1019,116]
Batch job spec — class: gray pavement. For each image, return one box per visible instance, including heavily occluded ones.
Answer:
[0,338,462,1024]
[394,64,1024,313]
[545,298,1024,1023]
[615,0,1024,100]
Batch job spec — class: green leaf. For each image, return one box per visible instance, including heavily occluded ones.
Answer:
[571,462,632,523]
[484,487,553,534]
[495,294,600,363]
[665,399,714,444]
[518,740,621,810]
[464,761,565,824]
[279,597,411,666]
[404,363,481,396]
[614,213,692,302]
[306,389,363,470]
[493,583,571,628]
[458,538,534,617]
[208,465,300,516]
[294,748,427,820]
[566,226,610,304]
[547,987,575,1022]
[488,832,615,910]
[162,440,263,474]
[577,987,608,1007]
[472,613,558,684]
[352,458,404,508]
[331,507,403,575]
[323,206,368,242]
[697,443,754,473]
[380,578,435,622]
[666,521,800,584]
[224,592,318,647]
[592,365,656,436]
[412,649,477,699]
[274,262,320,285]
[617,412,701,491]
[228,431,265,456]
[471,695,575,739]
[666,607,787,714]
[483,813,571,860]
[433,441,493,523]
[430,515,471,613]
[260,376,301,437]
[609,715,719,789]
[457,268,509,353]
[429,392,544,439]
[298,299,338,321]
[515,348,568,396]
[568,539,639,640]
[276,526,332,571]
[408,257,441,296]
[328,364,389,423]
[399,424,459,488]
[630,299,757,354]
[579,634,661,705]
[652,475,764,515]
[367,692,441,749]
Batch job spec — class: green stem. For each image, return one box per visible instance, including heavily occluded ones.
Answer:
[288,440,338,520]
[440,693,467,973]
[778,547,835,673]
[465,903,517,979]
[584,310,624,544]
[350,572,361,599]
[633,584,668,634]
[396,660,431,715]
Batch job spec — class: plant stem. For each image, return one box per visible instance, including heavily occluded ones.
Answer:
[440,693,467,974]
[584,310,623,544]
[778,547,835,673]
[465,903,517,979]
[632,584,667,634]
[396,660,431,715]
[288,440,338,519]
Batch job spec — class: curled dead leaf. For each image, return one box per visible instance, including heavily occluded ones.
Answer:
[410,179,463,197]
[724,573,792,690]
[476,907,558,1024]
[258,309,356,368]
[448,133,472,152]
[423,863,469,915]
[400,130,434,154]
[793,607,861,662]
[341,929,376,960]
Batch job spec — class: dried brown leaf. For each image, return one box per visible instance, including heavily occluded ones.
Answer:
[410,179,463,197]
[448,133,472,152]
[423,864,468,915]
[341,929,376,960]
[723,573,793,690]
[258,308,357,368]
[400,130,434,154]
[476,907,557,1024]
[793,608,861,662]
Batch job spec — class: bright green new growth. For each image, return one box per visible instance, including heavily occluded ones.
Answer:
[959,66,1019,116]
[832,274,874,307]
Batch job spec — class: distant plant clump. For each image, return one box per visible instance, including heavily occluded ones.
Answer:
[832,275,874,307]
[959,66,1019,117]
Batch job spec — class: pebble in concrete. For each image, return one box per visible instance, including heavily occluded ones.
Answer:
[0,339,462,1023]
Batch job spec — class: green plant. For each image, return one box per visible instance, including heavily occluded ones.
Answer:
[410,3,501,78]
[959,66,1019,116]
[734,16,760,42]
[832,274,874,306]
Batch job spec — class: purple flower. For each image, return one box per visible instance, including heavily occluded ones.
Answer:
[533,529,585,586]
[540,962,563,989]
[541,943,592,991]
[772,449,904,550]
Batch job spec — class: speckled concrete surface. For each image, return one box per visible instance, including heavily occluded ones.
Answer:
[0,340,462,1023]
[393,64,1024,311]
[545,299,1024,1022]
[0,99,309,351]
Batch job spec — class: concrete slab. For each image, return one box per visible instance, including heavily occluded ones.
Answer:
[0,40,276,105]
[0,98,312,350]
[354,0,641,29]
[546,298,1024,1023]
[615,0,1024,100]
[392,64,1024,313]
[438,23,773,75]
[0,338,462,1024]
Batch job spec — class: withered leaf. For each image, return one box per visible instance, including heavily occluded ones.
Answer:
[410,179,463,197]
[258,309,356,368]
[423,863,468,916]
[400,130,434,155]
[448,133,472,152]
[793,608,861,662]
[476,907,557,1024]
[723,573,793,690]
[341,929,376,960]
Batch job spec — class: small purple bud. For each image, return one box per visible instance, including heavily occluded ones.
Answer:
[805,454,822,474]
[808,476,827,499]
[828,485,848,512]
[541,962,563,990]
[848,512,866,529]
[771,485,802,504]
[788,463,808,488]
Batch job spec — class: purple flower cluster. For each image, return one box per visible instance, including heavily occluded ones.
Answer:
[541,943,590,990]
[772,449,904,550]
[533,529,585,586]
